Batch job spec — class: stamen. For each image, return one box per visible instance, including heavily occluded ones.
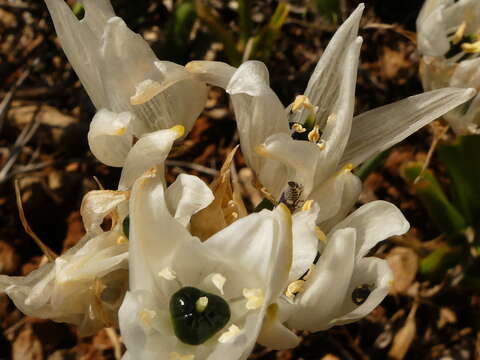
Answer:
[302,200,313,211]
[461,40,480,53]
[285,280,305,299]
[315,227,327,243]
[292,123,306,133]
[158,267,177,281]
[116,235,128,245]
[452,21,467,45]
[195,296,209,313]
[308,125,321,143]
[218,324,241,343]
[243,288,264,310]
[304,265,315,281]
[317,140,326,150]
[130,79,163,105]
[169,352,195,360]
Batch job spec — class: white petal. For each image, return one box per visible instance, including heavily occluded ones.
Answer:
[257,304,300,350]
[226,61,290,196]
[287,228,356,331]
[289,204,320,283]
[165,174,214,227]
[416,0,450,57]
[257,133,323,197]
[290,4,364,127]
[330,201,410,260]
[341,87,477,167]
[88,109,133,167]
[128,169,192,293]
[119,125,184,190]
[80,190,129,235]
[205,204,293,301]
[79,0,115,33]
[45,0,109,108]
[328,257,393,327]
[99,18,207,135]
[318,36,363,172]
[310,169,362,228]
[186,60,237,89]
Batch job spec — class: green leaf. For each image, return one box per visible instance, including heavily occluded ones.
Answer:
[311,0,340,24]
[165,1,197,62]
[195,0,242,66]
[354,149,390,181]
[438,135,480,229]
[401,162,467,235]
[237,0,253,49]
[247,1,289,63]
[420,242,465,278]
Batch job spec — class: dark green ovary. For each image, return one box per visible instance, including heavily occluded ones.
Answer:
[170,286,231,345]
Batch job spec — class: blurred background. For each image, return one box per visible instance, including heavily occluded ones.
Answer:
[1,0,479,359]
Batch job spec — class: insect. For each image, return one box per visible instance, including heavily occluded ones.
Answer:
[351,284,373,305]
[279,181,304,212]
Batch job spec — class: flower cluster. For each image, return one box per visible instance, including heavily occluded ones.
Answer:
[1,1,476,359]
[417,0,480,134]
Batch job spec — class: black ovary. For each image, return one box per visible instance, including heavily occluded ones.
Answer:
[170,286,231,345]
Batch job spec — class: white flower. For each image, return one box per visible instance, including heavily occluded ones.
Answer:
[187,4,476,227]
[279,201,409,333]
[0,190,129,336]
[118,137,295,359]
[417,0,480,134]
[44,0,207,166]
[0,125,204,336]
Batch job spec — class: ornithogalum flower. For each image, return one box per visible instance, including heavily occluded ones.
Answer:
[119,133,294,359]
[417,0,480,134]
[187,4,476,230]
[0,125,211,336]
[44,0,207,166]
[0,189,129,335]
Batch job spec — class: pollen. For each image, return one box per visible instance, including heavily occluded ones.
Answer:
[116,235,128,245]
[169,352,195,360]
[114,127,127,136]
[462,40,480,53]
[317,140,326,150]
[130,79,163,105]
[292,123,306,133]
[158,267,177,281]
[195,296,209,313]
[308,125,321,143]
[243,288,264,310]
[302,200,313,211]
[218,324,241,343]
[315,227,327,243]
[452,21,467,45]
[285,280,305,299]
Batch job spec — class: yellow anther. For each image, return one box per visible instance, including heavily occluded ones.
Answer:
[452,21,467,45]
[114,127,127,136]
[462,40,480,53]
[308,125,321,143]
[130,79,163,105]
[315,226,327,243]
[218,324,241,343]
[292,95,309,112]
[317,140,326,150]
[292,123,306,133]
[342,163,354,173]
[285,280,305,299]
[195,296,209,313]
[116,235,128,245]
[158,267,177,281]
[302,199,313,212]
[243,288,264,310]
[170,125,185,138]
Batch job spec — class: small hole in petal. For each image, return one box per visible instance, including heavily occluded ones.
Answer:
[351,284,373,305]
